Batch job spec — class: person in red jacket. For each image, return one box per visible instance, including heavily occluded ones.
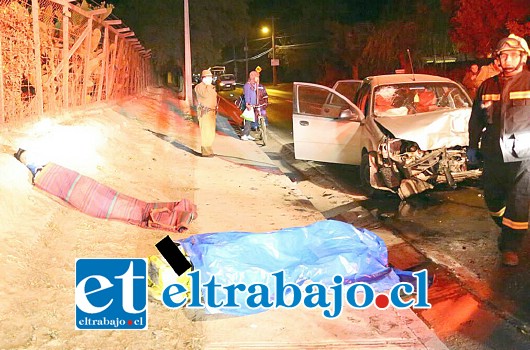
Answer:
[467,34,530,266]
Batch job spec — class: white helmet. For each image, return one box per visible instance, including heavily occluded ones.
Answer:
[495,34,530,56]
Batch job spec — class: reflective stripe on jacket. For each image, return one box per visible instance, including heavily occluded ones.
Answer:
[469,69,530,162]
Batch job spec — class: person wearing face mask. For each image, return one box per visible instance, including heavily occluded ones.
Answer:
[194,69,218,157]
[467,34,530,266]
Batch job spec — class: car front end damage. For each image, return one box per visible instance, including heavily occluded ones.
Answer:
[367,137,482,199]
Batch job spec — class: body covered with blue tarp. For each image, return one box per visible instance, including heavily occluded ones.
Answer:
[178,220,400,315]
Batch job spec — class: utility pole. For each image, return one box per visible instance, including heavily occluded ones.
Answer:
[184,0,193,108]
[233,44,238,81]
[271,17,277,86]
[244,35,248,79]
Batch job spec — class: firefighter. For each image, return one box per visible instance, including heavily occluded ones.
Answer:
[467,34,530,266]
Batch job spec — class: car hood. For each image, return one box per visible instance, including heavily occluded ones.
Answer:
[375,108,471,151]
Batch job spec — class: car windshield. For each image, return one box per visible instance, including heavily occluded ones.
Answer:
[373,82,471,117]
[221,74,235,81]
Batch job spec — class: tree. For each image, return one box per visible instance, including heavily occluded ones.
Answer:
[327,22,373,79]
[189,0,249,70]
[447,0,530,57]
[507,21,530,37]
[362,20,419,74]
[415,0,455,60]
[112,0,249,74]
[333,0,455,77]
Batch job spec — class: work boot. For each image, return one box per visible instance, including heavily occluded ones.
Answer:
[501,251,519,266]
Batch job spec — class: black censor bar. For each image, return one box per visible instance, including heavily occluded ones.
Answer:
[155,235,192,276]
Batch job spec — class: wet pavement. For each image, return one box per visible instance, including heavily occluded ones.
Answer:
[293,158,530,349]
[359,186,530,327]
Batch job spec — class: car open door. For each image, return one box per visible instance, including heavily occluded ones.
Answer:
[292,82,364,165]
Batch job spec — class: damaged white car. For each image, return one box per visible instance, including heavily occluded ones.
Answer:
[292,74,482,199]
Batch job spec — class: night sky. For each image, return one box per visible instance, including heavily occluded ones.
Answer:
[248,0,391,24]
[102,0,529,82]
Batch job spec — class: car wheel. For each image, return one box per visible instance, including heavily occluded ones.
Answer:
[360,152,376,197]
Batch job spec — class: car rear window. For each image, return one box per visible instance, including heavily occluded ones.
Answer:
[373,82,471,117]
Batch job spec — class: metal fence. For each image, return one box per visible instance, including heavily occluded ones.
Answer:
[0,0,152,124]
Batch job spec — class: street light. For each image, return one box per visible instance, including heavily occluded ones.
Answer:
[261,18,277,86]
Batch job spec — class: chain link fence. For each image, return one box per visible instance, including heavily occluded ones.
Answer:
[0,0,152,124]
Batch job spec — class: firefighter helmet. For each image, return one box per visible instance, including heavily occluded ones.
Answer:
[495,34,530,56]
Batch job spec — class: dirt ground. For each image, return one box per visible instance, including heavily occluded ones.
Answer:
[0,88,323,349]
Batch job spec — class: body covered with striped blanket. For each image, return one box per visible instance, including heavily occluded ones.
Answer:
[33,163,197,232]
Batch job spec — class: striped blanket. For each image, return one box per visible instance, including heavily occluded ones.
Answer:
[34,163,197,232]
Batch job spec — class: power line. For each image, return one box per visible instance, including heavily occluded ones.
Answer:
[222,48,272,64]
[277,42,323,49]
[221,41,323,65]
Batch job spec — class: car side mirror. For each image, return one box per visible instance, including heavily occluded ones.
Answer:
[339,109,362,122]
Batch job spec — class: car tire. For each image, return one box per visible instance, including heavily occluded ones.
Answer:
[360,152,376,197]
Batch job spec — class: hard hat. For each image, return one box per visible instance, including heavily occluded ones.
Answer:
[201,69,212,77]
[495,34,530,56]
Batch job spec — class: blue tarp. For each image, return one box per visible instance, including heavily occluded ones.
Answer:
[178,220,400,315]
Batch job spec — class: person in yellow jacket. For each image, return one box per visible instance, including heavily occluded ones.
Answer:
[474,58,501,90]
[194,69,218,157]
